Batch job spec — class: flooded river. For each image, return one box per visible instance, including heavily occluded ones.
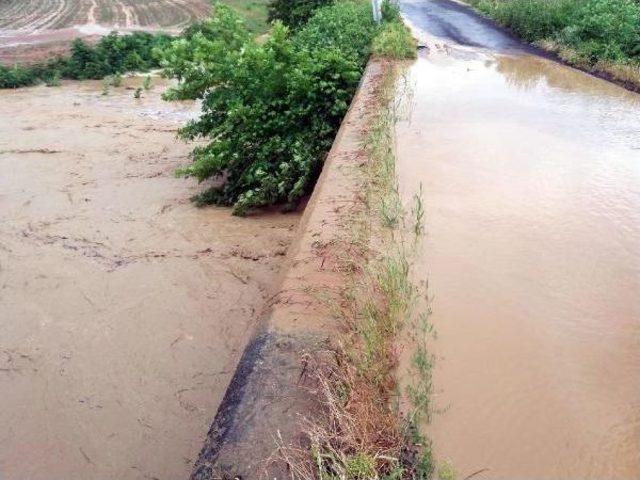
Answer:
[0,78,299,479]
[397,0,640,478]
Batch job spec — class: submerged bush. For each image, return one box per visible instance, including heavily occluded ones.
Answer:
[0,64,39,88]
[161,1,376,215]
[64,32,171,80]
[0,31,170,88]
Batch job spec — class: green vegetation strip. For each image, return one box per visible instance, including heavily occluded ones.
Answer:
[468,0,640,89]
[0,32,172,88]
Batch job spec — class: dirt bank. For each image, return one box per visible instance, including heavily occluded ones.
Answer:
[0,77,300,480]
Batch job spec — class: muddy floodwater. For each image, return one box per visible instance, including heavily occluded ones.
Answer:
[0,78,300,479]
[397,0,640,478]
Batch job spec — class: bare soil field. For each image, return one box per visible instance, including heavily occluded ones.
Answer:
[0,77,300,480]
[0,0,211,63]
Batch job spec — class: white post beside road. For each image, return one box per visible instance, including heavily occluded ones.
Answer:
[371,0,382,23]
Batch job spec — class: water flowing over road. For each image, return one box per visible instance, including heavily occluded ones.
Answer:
[397,1,640,478]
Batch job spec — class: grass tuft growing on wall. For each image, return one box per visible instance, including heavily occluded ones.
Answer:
[373,20,417,59]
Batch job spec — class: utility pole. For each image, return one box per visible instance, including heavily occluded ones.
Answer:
[371,0,381,23]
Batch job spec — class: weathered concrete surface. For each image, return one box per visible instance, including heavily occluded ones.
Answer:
[190,60,386,480]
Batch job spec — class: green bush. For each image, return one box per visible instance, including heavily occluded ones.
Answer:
[161,1,376,214]
[476,0,640,64]
[267,0,334,29]
[559,0,640,61]
[294,0,376,63]
[0,64,39,88]
[64,32,170,80]
[0,31,170,89]
[44,70,62,87]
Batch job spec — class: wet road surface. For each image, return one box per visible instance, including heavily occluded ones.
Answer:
[397,0,640,478]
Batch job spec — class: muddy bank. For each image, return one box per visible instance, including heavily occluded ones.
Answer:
[398,0,640,478]
[0,77,300,480]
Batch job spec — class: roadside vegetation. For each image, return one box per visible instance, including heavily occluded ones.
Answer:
[470,0,640,88]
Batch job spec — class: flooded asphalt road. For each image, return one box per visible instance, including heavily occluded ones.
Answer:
[397,0,640,478]
[0,78,299,480]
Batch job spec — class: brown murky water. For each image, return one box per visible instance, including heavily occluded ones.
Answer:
[0,78,299,480]
[397,1,640,478]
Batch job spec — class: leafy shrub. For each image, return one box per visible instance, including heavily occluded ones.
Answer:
[161,1,376,214]
[0,31,170,88]
[64,32,171,80]
[294,0,376,64]
[559,0,640,61]
[476,0,640,64]
[0,64,39,88]
[267,0,334,29]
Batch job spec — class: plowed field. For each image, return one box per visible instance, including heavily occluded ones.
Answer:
[0,0,210,31]
[0,0,269,64]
